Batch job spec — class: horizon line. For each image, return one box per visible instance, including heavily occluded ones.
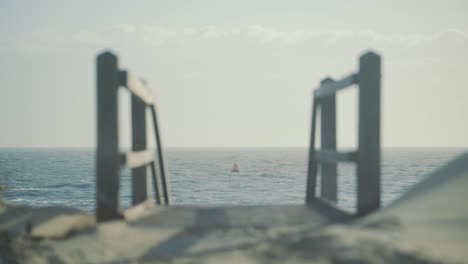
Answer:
[0,146,467,150]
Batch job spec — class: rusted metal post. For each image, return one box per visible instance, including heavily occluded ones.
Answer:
[150,105,171,205]
[131,95,149,205]
[357,51,381,215]
[306,97,319,204]
[96,51,121,222]
[320,78,337,203]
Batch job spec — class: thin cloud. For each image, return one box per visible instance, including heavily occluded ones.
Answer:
[2,25,467,54]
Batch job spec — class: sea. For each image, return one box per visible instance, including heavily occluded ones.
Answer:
[0,148,465,214]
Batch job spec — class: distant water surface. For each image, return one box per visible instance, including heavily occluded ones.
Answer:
[0,148,465,213]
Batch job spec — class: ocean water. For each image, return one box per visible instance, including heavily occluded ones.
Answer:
[0,148,465,213]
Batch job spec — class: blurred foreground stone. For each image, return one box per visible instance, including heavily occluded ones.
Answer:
[1,154,467,263]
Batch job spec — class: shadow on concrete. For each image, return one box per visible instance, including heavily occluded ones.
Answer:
[139,207,229,259]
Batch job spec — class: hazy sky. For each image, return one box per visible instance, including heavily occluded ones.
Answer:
[1,0,467,148]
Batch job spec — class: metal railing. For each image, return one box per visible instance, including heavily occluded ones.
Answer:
[96,51,171,222]
[306,51,381,216]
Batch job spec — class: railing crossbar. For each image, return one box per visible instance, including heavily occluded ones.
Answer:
[120,70,154,105]
[120,150,155,169]
[314,73,356,99]
[315,150,357,164]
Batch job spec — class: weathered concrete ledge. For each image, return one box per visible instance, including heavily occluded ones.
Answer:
[1,153,468,263]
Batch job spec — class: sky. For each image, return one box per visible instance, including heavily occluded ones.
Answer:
[0,0,467,148]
